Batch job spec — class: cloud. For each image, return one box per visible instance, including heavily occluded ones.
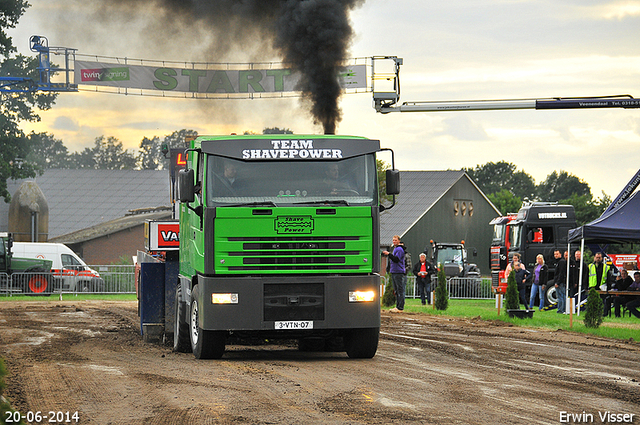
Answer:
[439,115,488,141]
[52,116,79,131]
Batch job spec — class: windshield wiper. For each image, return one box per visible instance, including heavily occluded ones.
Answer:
[292,199,350,206]
[222,201,277,207]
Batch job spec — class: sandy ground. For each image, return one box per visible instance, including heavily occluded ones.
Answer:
[1,300,639,424]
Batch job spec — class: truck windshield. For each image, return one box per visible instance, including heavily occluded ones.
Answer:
[437,247,465,266]
[509,224,522,250]
[492,224,505,244]
[206,154,378,206]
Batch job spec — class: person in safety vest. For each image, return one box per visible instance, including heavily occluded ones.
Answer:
[588,252,612,291]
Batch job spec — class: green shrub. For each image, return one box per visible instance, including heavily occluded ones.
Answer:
[381,277,396,307]
[505,269,520,311]
[435,268,449,311]
[583,287,604,328]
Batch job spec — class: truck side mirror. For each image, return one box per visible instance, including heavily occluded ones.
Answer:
[177,168,195,203]
[386,169,400,195]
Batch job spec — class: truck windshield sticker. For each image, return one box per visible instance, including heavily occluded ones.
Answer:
[242,139,343,160]
[275,216,314,234]
[537,212,568,219]
[200,137,380,160]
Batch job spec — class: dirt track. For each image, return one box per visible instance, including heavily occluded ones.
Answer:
[1,301,639,424]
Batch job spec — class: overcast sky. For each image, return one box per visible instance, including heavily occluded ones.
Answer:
[8,0,640,198]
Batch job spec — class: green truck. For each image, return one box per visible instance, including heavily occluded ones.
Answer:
[0,232,54,295]
[172,134,399,359]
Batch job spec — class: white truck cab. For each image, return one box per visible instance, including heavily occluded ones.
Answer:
[11,243,104,292]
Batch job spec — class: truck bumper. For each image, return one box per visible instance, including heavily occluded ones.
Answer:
[195,274,381,332]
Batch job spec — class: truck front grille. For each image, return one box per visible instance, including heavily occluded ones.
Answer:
[223,236,362,272]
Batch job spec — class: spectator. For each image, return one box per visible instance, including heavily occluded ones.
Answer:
[413,253,436,305]
[603,268,633,317]
[588,252,613,291]
[504,253,522,281]
[382,235,406,313]
[513,260,531,309]
[573,250,589,297]
[555,251,571,314]
[529,254,548,311]
[624,272,640,319]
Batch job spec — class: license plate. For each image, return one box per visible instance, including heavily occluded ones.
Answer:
[274,321,313,330]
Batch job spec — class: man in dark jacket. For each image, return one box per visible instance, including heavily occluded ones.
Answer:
[413,253,436,305]
[555,251,577,314]
[604,268,633,317]
[382,235,406,312]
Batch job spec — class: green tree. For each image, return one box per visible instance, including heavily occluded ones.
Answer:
[137,129,198,170]
[25,131,69,169]
[560,193,610,227]
[536,170,591,202]
[263,127,293,134]
[434,268,449,310]
[68,147,95,169]
[68,136,136,169]
[487,189,521,215]
[505,269,520,311]
[465,161,536,200]
[583,287,604,328]
[138,136,162,170]
[0,0,58,202]
[93,136,137,169]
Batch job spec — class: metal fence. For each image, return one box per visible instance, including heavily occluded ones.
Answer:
[0,265,136,296]
[385,275,494,300]
[2,267,493,299]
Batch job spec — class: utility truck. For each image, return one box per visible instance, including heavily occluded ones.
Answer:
[0,232,53,294]
[172,134,399,359]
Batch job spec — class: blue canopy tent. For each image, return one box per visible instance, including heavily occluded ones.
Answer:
[567,190,640,315]
[568,191,640,244]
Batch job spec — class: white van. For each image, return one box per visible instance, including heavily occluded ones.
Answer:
[11,243,104,292]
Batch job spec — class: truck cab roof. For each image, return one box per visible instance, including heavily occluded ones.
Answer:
[510,203,576,226]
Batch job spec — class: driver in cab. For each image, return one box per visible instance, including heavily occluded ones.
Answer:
[323,163,351,195]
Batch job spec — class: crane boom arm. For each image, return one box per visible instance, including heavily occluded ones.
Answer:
[377,96,640,113]
[371,56,640,113]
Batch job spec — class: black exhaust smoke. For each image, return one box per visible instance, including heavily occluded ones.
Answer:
[102,0,365,134]
[276,0,364,134]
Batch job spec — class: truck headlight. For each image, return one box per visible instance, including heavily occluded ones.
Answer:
[211,293,238,304]
[349,290,376,303]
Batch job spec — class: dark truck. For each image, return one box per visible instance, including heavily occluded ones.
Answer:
[0,232,54,294]
[497,202,577,305]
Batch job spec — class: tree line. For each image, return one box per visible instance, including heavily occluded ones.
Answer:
[464,162,610,226]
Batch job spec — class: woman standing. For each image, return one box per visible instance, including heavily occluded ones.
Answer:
[529,254,549,311]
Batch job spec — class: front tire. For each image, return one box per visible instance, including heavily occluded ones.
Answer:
[344,327,379,359]
[173,283,191,353]
[546,285,558,306]
[190,285,225,359]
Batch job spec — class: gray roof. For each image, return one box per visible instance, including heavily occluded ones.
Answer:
[1,169,171,238]
[380,170,467,245]
[49,208,173,244]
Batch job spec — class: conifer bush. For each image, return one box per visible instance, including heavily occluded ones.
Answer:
[381,277,396,308]
[505,269,520,311]
[583,287,604,328]
[435,268,449,311]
